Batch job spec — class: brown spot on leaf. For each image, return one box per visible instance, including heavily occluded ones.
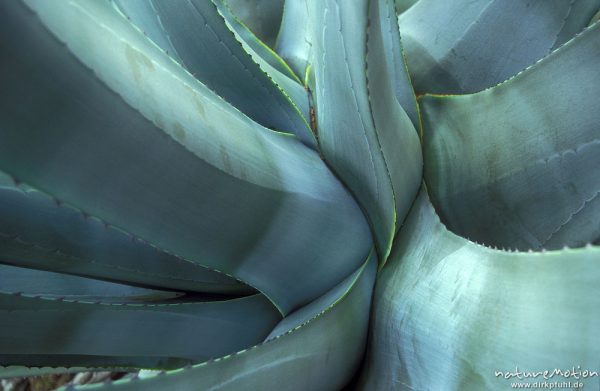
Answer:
[172,122,187,142]
[220,145,232,173]
[125,45,154,83]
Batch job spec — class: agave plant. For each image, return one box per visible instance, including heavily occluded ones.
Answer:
[0,0,599,390]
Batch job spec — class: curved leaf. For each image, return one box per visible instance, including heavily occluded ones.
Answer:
[113,0,315,146]
[0,264,185,303]
[366,0,422,252]
[212,0,308,124]
[0,291,280,368]
[307,0,422,262]
[401,0,600,94]
[224,0,284,48]
[375,0,420,130]
[590,8,600,25]
[358,187,600,390]
[66,253,377,391]
[423,21,600,250]
[215,0,301,84]
[275,0,312,79]
[0,178,250,295]
[394,0,417,14]
[0,0,373,315]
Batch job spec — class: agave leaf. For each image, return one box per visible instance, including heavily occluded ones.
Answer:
[366,0,422,257]
[394,0,418,14]
[553,0,600,48]
[212,0,308,123]
[423,21,600,250]
[357,187,600,390]
[224,0,284,48]
[373,0,420,130]
[0,178,251,295]
[0,291,280,368]
[591,8,600,25]
[214,0,301,84]
[0,264,186,303]
[113,0,315,146]
[401,0,600,94]
[307,0,421,262]
[0,0,372,315]
[275,0,312,79]
[66,253,377,391]
[265,248,375,340]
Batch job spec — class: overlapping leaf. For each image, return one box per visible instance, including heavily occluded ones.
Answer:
[0,264,184,302]
[423,21,600,250]
[358,187,600,390]
[113,0,315,146]
[394,0,417,14]
[401,0,600,94]
[224,0,284,48]
[59,252,377,390]
[0,0,373,315]
[215,0,301,84]
[275,0,312,80]
[0,176,250,295]
[307,0,421,262]
[0,289,280,368]
[2,0,598,389]
[0,263,280,369]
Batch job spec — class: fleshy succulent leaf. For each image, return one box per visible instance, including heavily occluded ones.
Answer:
[393,0,418,14]
[373,0,420,130]
[590,8,600,25]
[0,264,186,303]
[223,0,284,48]
[401,0,600,94]
[307,0,422,262]
[1,0,598,389]
[0,256,278,370]
[423,21,600,250]
[0,177,251,295]
[275,0,312,80]
[63,253,377,391]
[0,291,280,368]
[366,0,422,254]
[358,187,600,390]
[0,0,373,315]
[214,0,302,84]
[113,0,315,146]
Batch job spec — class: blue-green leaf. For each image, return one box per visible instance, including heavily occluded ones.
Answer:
[215,0,301,84]
[358,187,600,390]
[66,253,377,390]
[275,0,312,79]
[0,0,372,315]
[307,0,421,262]
[113,0,315,146]
[0,178,250,295]
[423,21,600,250]
[401,0,600,94]
[376,0,420,130]
[224,0,284,48]
[0,264,185,303]
[367,0,422,250]
[394,0,417,14]
[0,291,280,368]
